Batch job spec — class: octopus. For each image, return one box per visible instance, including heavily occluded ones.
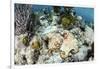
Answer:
[60,30,79,59]
[46,32,63,56]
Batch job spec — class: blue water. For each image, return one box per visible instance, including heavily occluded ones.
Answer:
[74,8,94,23]
[32,5,94,23]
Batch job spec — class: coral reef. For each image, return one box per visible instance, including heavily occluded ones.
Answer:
[14,4,94,65]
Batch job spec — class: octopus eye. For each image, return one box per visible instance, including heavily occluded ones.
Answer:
[32,43,34,45]
[63,32,68,39]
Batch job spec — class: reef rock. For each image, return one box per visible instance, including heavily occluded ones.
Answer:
[14,34,27,64]
[70,27,85,47]
[76,16,83,21]
[84,25,94,46]
[26,46,40,64]
[14,49,27,65]
[39,15,49,27]
[37,54,49,64]
[51,15,60,25]
[72,45,91,61]
[45,52,63,63]
[42,26,58,35]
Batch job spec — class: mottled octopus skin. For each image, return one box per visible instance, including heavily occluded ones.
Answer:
[60,30,79,59]
[47,33,63,56]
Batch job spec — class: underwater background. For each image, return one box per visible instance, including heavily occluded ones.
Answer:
[14,4,94,65]
[32,5,94,23]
